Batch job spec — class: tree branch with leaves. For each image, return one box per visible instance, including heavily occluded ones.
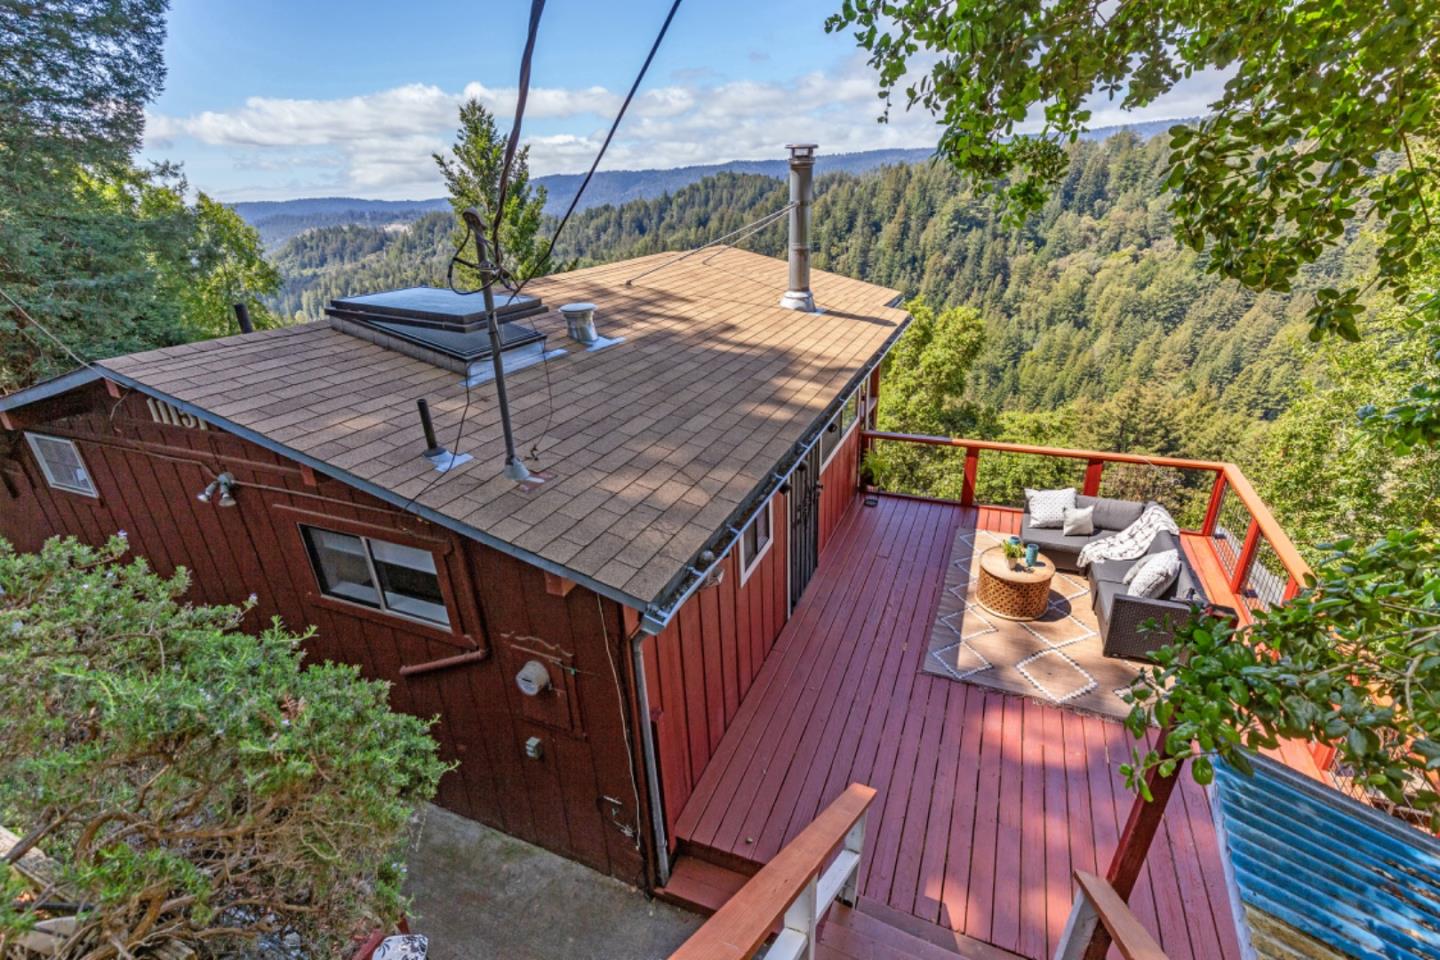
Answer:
[827,0,1440,348]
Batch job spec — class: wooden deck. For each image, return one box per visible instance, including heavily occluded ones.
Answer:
[671,494,1302,960]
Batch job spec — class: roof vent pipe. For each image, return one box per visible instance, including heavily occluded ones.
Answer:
[233,302,254,334]
[778,142,818,312]
[560,302,598,345]
[416,398,443,458]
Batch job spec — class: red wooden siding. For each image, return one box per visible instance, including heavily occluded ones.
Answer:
[643,489,791,843]
[0,384,644,881]
[817,421,862,552]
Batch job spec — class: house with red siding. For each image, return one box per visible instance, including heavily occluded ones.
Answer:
[2,147,1411,960]
[0,148,905,894]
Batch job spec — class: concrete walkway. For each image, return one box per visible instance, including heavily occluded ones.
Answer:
[403,806,702,960]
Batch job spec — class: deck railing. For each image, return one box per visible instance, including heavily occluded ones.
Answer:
[860,431,1312,616]
[667,783,876,960]
[1054,871,1170,960]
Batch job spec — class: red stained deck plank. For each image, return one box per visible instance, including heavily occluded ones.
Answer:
[671,495,1241,960]
[749,500,934,859]
[680,496,897,849]
[855,502,956,897]
[787,499,944,842]
[1040,702,1073,960]
[724,503,900,852]
[939,681,987,931]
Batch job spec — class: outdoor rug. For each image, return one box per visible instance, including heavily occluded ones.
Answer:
[923,528,1143,721]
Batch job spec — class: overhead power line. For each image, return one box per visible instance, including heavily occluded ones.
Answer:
[513,0,686,298]
[622,201,796,287]
[0,285,96,373]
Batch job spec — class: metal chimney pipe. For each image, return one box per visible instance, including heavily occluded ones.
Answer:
[778,142,818,312]
[233,302,254,334]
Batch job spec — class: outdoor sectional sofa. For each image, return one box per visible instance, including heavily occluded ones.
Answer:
[1019,494,1226,660]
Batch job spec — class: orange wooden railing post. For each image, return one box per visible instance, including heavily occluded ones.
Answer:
[1082,458,1104,497]
[1229,517,1261,594]
[960,447,979,507]
[1201,470,1227,538]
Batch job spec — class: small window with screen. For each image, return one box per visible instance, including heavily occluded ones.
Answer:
[739,498,773,583]
[25,433,97,497]
[301,525,450,627]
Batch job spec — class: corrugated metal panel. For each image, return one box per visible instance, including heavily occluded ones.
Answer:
[1214,755,1440,960]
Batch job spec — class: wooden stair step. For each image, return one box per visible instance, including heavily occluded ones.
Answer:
[820,904,973,960]
[655,855,750,915]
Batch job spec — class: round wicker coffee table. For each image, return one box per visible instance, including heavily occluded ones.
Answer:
[976,546,1055,620]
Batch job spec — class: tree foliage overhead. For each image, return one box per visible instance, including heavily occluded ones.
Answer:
[0,0,282,392]
[1124,529,1440,827]
[0,535,445,958]
[0,0,166,167]
[827,0,1440,345]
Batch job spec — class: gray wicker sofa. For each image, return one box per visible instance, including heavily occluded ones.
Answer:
[1020,493,1218,660]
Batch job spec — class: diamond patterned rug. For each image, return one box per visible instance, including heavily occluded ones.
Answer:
[923,528,1143,721]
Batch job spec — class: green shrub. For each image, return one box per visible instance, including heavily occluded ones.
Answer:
[0,535,446,958]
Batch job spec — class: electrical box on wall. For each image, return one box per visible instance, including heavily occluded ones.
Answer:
[498,636,584,735]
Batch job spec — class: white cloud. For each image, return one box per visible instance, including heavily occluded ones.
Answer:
[144,56,1225,201]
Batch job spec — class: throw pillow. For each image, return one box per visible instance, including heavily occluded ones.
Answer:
[1025,487,1076,528]
[1091,496,1145,530]
[1127,549,1181,599]
[1062,505,1095,536]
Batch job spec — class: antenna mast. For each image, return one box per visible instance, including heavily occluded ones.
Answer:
[460,206,532,484]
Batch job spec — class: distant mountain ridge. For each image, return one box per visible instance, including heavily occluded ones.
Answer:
[234,118,1189,246]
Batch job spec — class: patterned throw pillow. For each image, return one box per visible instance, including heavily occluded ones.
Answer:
[1126,550,1181,599]
[1025,487,1076,528]
[1062,505,1095,536]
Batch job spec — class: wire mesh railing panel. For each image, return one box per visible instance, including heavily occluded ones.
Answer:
[1210,483,1253,580]
[862,439,972,500]
[972,450,1088,508]
[1237,538,1290,613]
[1094,462,1214,530]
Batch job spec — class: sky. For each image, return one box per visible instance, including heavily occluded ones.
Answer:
[142,0,1227,203]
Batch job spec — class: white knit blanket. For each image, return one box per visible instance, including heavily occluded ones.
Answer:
[1077,503,1179,567]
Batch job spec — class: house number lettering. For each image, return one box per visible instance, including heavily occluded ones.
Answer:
[145,397,209,430]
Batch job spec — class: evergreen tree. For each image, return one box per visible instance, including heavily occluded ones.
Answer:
[434,98,547,284]
[0,0,285,390]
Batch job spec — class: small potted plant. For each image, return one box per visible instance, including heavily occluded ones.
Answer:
[1002,539,1026,568]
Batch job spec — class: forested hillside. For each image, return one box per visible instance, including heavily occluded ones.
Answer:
[272,132,1335,427]
[266,131,1438,558]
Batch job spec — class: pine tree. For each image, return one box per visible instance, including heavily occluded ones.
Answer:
[434,99,548,284]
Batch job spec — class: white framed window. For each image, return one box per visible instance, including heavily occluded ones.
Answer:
[819,386,863,468]
[739,497,774,584]
[301,524,449,626]
[25,433,97,497]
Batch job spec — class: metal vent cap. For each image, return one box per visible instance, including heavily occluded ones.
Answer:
[559,302,598,345]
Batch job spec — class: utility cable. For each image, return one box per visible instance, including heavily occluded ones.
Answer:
[403,0,546,513]
[506,0,686,465]
[491,0,546,264]
[511,0,686,299]
[412,0,685,499]
[0,285,97,374]
[621,201,795,286]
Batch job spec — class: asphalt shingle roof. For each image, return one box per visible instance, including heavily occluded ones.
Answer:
[100,247,906,606]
